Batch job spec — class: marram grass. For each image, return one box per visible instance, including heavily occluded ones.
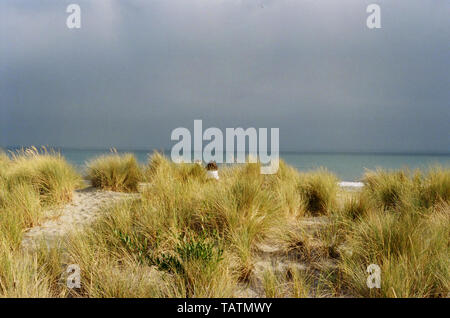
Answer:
[86,150,142,192]
[0,147,82,247]
[5,147,82,206]
[0,150,448,298]
[297,168,339,215]
[362,166,450,209]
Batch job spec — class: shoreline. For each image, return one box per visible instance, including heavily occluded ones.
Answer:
[3,148,450,182]
[338,181,364,190]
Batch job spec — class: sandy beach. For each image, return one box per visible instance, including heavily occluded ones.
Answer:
[21,187,138,250]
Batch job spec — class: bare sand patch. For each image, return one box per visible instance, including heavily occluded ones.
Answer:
[21,187,138,249]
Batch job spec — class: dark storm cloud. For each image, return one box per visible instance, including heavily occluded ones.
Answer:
[1,0,449,152]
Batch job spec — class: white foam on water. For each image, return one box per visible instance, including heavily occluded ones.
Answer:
[338,181,364,188]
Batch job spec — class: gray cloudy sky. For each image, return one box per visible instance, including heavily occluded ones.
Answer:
[1,0,449,152]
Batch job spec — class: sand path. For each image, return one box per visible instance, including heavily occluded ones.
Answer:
[21,187,138,249]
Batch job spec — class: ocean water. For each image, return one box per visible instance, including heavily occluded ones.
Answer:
[56,149,450,181]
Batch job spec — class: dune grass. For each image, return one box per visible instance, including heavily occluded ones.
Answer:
[0,150,10,178]
[363,169,415,209]
[331,167,450,297]
[337,201,449,297]
[0,149,448,298]
[2,147,82,206]
[86,150,142,192]
[297,168,338,215]
[362,166,449,209]
[419,166,450,208]
[0,147,82,248]
[0,147,83,296]
[39,155,314,297]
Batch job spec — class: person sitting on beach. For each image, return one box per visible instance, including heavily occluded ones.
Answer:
[206,161,219,180]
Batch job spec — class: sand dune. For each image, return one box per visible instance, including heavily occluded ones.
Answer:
[21,187,138,250]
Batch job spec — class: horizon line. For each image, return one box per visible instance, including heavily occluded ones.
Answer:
[3,145,450,156]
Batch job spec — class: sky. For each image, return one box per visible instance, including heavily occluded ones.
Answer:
[1,0,449,153]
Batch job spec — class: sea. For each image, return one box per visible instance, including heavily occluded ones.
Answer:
[48,149,450,182]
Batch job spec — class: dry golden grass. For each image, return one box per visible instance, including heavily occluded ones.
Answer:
[0,147,83,296]
[6,147,82,206]
[297,168,339,215]
[333,168,449,297]
[0,147,82,248]
[86,150,142,192]
[0,150,448,298]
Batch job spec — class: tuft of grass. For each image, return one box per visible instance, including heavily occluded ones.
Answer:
[298,169,338,215]
[339,193,371,220]
[419,166,450,207]
[338,203,449,297]
[0,182,42,229]
[86,151,142,192]
[146,151,207,184]
[0,150,10,177]
[262,269,284,298]
[6,147,82,206]
[363,166,450,210]
[262,266,316,298]
[0,147,82,248]
[290,267,314,298]
[0,237,54,297]
[270,160,305,218]
[362,169,414,209]
[0,147,83,293]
